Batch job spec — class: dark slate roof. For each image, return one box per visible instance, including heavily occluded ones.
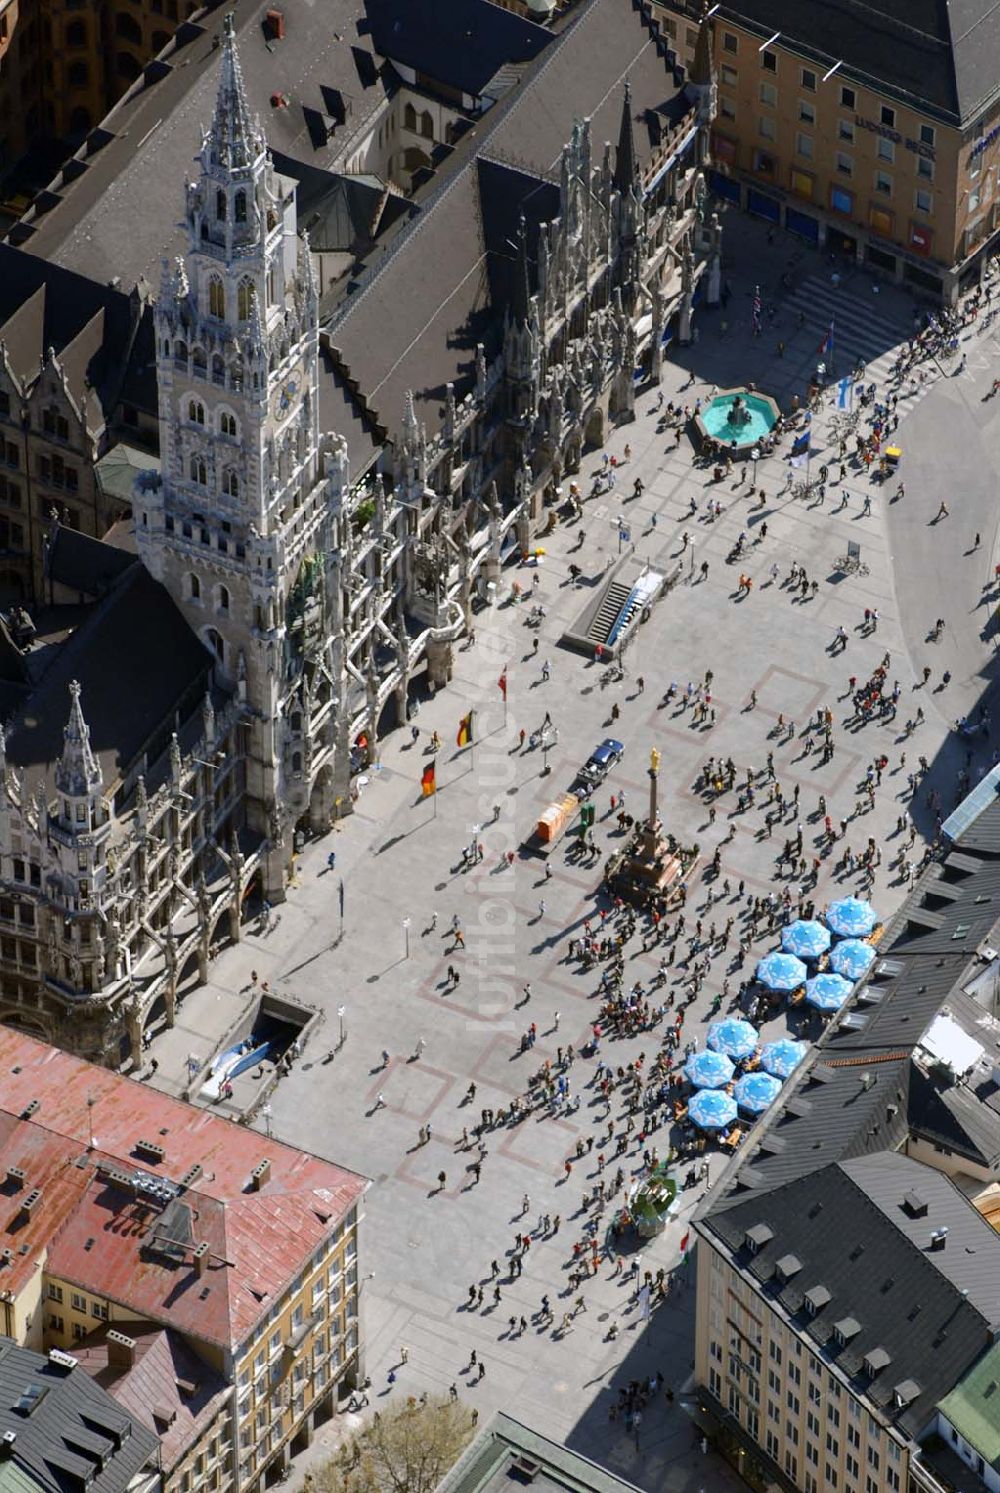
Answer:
[330,0,691,440]
[4,564,212,796]
[0,1337,158,1493]
[45,525,138,600]
[0,246,155,424]
[715,0,1000,125]
[12,0,390,290]
[707,1154,1000,1438]
[271,153,414,255]
[365,0,553,98]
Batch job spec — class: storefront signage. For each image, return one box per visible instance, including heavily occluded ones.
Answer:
[854,116,936,159]
[970,122,1000,159]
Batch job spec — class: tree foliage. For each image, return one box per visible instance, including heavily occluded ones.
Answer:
[313,1396,477,1493]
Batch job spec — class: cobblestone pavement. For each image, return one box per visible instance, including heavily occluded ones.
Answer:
[150,217,1000,1492]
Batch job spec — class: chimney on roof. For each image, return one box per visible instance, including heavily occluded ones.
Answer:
[930,1227,949,1251]
[250,1159,271,1191]
[193,1242,210,1278]
[106,1330,136,1370]
[0,1431,15,1459]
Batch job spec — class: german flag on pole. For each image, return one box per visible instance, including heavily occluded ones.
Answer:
[498,668,507,701]
[456,711,473,748]
[421,761,436,796]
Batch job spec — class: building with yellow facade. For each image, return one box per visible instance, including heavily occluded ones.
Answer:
[0,1026,368,1493]
[652,0,1000,301]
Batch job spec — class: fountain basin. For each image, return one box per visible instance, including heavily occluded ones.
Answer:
[694,388,780,453]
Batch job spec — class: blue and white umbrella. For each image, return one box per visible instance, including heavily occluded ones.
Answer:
[685,1049,735,1089]
[708,1017,759,1061]
[826,896,877,939]
[735,1071,783,1114]
[755,950,808,991]
[805,971,853,1012]
[760,1038,807,1079]
[781,919,832,960]
[688,1089,739,1130]
[829,938,875,981]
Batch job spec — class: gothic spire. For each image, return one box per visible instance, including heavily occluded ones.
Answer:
[511,215,532,326]
[613,80,638,196]
[689,8,714,86]
[55,681,102,799]
[205,12,265,173]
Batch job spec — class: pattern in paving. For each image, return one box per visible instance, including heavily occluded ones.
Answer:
[148,214,1000,1492]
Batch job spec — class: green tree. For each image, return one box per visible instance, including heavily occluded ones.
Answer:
[314,1397,477,1493]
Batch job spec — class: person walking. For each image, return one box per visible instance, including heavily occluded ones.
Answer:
[935,501,950,521]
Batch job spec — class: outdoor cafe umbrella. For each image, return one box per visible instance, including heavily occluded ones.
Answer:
[805,971,853,1012]
[688,1089,739,1130]
[781,919,832,960]
[829,938,875,981]
[760,1038,807,1079]
[735,1071,783,1115]
[685,1049,736,1089]
[826,896,877,939]
[755,950,808,991]
[708,1017,759,1061]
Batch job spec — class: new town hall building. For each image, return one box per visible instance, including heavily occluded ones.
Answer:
[0,0,719,1065]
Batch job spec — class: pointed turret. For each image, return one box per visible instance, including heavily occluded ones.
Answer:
[55,681,102,800]
[205,13,265,173]
[511,215,532,326]
[613,80,638,197]
[690,9,713,85]
[685,8,717,124]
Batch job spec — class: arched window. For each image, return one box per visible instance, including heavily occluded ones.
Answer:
[208,277,225,319]
[187,572,200,600]
[174,339,187,363]
[189,455,207,486]
[222,467,239,497]
[237,278,255,321]
[217,584,230,613]
[235,189,247,222]
[115,11,142,43]
[116,49,141,80]
[68,60,88,88]
[205,627,225,665]
[65,20,86,46]
[187,399,205,425]
[192,345,206,374]
[404,102,416,131]
[292,751,303,773]
[421,111,433,139]
[216,189,227,222]
[290,711,302,732]
[220,411,237,437]
[212,354,226,386]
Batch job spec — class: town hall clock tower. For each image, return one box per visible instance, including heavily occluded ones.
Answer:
[136,13,351,897]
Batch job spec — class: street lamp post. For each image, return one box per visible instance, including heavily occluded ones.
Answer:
[402,918,411,959]
[751,445,760,487]
[338,1005,346,1046]
[262,1103,273,1138]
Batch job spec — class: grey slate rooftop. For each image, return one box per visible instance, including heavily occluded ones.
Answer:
[699,791,1000,1432]
[0,1338,158,1493]
[714,0,1000,125]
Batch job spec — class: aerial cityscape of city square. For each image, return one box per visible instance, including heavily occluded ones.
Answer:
[0,0,997,1491]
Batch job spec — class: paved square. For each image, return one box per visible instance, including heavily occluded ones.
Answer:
[148,213,1000,1492]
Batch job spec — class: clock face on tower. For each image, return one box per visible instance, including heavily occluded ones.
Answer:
[271,363,303,422]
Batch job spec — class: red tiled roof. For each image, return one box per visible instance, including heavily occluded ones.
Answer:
[73,1321,229,1473]
[0,1028,367,1349]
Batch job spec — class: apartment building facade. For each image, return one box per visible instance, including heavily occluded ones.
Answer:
[0,1026,368,1493]
[653,0,1000,301]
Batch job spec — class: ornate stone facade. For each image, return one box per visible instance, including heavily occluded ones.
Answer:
[0,6,718,1068]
